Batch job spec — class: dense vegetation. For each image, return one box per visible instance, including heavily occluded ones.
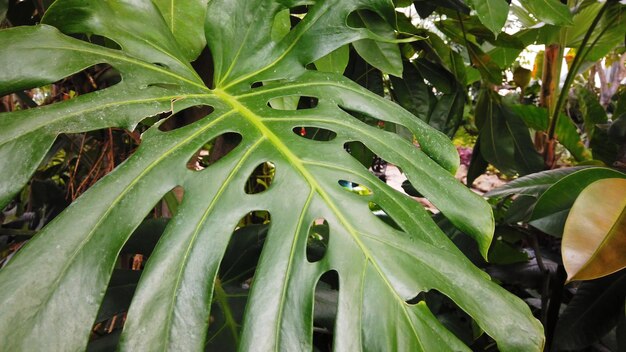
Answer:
[0,0,624,351]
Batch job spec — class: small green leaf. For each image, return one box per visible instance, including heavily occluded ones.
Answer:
[314,45,349,74]
[270,8,291,42]
[466,0,509,36]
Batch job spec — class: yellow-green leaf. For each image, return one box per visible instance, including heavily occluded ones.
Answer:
[563,178,626,281]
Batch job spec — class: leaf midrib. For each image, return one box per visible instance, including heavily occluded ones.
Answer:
[215,89,429,348]
[159,137,264,351]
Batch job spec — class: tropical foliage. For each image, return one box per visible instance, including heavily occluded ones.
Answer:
[0,0,624,351]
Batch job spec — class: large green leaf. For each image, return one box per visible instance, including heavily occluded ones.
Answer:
[530,167,626,237]
[486,166,588,198]
[0,0,543,351]
[475,89,543,176]
[519,0,572,26]
[350,10,404,77]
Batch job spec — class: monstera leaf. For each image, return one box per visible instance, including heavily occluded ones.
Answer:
[0,0,544,351]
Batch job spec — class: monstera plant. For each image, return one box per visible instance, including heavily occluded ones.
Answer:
[0,0,544,350]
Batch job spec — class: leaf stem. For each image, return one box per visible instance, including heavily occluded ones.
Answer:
[213,278,240,344]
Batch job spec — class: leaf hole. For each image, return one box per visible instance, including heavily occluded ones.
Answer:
[86,34,123,50]
[272,4,315,43]
[245,162,275,194]
[292,127,337,141]
[0,64,120,109]
[312,270,339,351]
[267,96,319,110]
[186,132,242,171]
[405,292,424,305]
[306,218,329,263]
[346,9,387,30]
[421,289,476,345]
[250,81,264,89]
[338,180,373,196]
[369,202,403,231]
[156,105,214,131]
[152,62,169,69]
[339,106,387,127]
[207,214,271,347]
[343,141,388,181]
[90,186,181,340]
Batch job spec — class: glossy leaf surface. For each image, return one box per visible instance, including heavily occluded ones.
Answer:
[562,178,626,281]
[486,167,588,198]
[0,0,543,351]
[530,167,626,237]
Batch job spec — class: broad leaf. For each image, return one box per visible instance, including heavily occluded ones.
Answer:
[390,61,433,122]
[519,0,572,26]
[530,167,626,237]
[466,0,509,36]
[562,178,626,281]
[486,166,588,198]
[0,0,544,351]
[152,0,208,61]
[474,89,543,176]
[508,104,592,161]
[350,10,404,77]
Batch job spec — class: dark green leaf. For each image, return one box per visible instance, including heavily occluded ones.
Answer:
[475,90,543,176]
[429,88,466,137]
[351,10,403,77]
[554,270,626,349]
[577,87,608,139]
[468,43,503,85]
[467,138,488,187]
[414,58,455,94]
[488,240,529,265]
[530,167,626,237]
[486,167,589,198]
[508,104,592,161]
[390,61,433,122]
